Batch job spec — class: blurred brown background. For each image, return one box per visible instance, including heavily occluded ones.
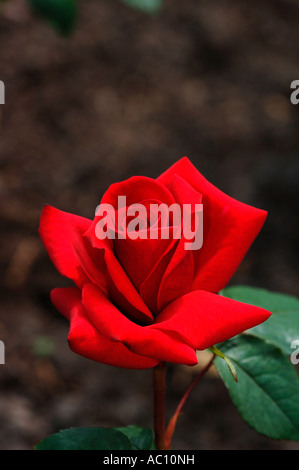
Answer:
[0,0,299,450]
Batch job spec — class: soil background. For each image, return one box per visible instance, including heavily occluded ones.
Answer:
[0,0,299,450]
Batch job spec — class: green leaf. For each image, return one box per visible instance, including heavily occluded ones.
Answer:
[119,0,163,15]
[220,285,299,311]
[35,427,132,450]
[220,286,299,356]
[116,425,154,450]
[215,335,299,440]
[28,0,77,35]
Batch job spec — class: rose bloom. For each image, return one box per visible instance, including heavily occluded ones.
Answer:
[39,158,271,369]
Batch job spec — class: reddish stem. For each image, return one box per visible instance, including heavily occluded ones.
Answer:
[164,355,215,450]
[153,362,167,450]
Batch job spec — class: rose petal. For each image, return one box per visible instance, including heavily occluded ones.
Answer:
[86,176,179,304]
[157,157,267,293]
[156,174,203,310]
[85,177,182,323]
[39,206,107,291]
[139,245,176,313]
[153,290,271,350]
[85,234,154,324]
[140,175,203,311]
[113,199,178,292]
[101,176,176,209]
[82,284,198,366]
[51,287,158,369]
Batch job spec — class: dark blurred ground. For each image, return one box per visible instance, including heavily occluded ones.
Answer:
[0,0,299,450]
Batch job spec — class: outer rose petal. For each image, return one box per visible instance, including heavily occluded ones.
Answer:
[157,157,267,293]
[39,205,106,292]
[82,284,198,366]
[51,287,158,369]
[153,290,271,350]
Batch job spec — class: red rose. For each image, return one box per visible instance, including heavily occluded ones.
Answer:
[39,157,271,369]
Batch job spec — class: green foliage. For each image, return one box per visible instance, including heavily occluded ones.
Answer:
[35,426,154,450]
[35,427,131,450]
[221,286,299,356]
[215,335,299,440]
[119,0,163,15]
[27,0,162,35]
[28,0,77,35]
[216,286,299,440]
[116,425,155,449]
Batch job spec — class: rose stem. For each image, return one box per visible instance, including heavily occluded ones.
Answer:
[153,362,167,450]
[164,354,215,450]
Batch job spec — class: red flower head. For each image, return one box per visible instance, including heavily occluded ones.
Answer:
[39,157,271,369]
